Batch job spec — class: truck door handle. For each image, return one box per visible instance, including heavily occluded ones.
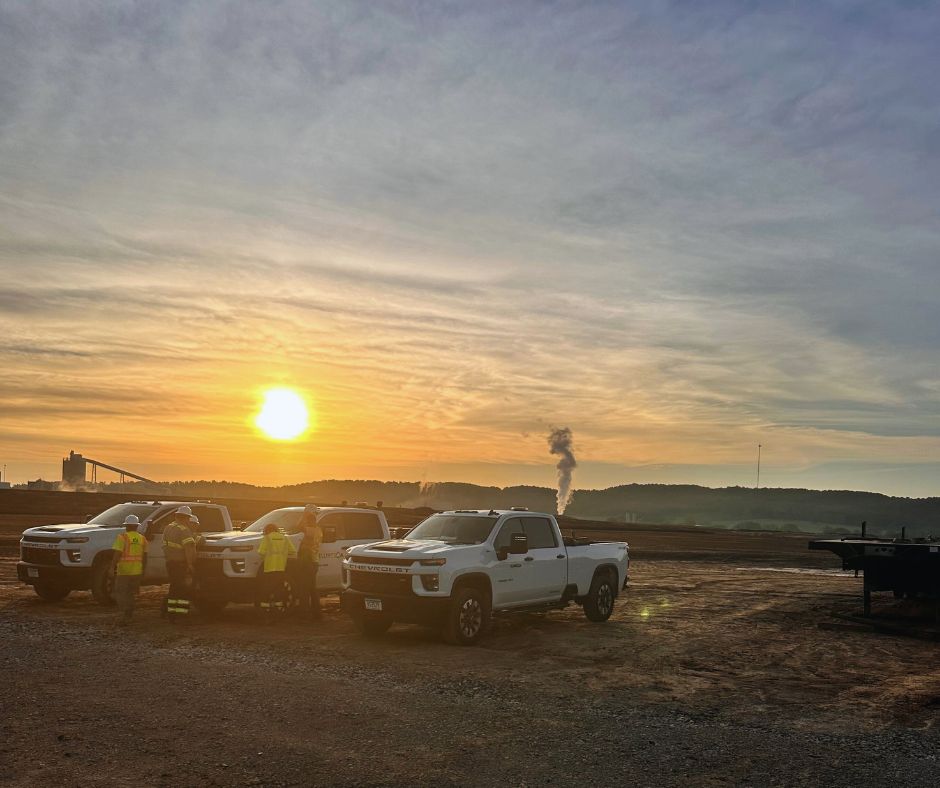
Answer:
[556,555,565,559]
[524,556,534,562]
[510,563,522,568]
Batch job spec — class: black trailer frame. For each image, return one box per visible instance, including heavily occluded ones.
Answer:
[809,537,940,615]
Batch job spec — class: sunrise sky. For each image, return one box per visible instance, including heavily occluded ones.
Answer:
[2,2,939,496]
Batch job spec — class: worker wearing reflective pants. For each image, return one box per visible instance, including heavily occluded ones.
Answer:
[163,506,197,620]
[258,524,296,618]
[293,510,323,621]
[110,515,148,624]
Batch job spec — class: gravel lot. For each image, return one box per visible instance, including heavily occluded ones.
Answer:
[2,533,940,786]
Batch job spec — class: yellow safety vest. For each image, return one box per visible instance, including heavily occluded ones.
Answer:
[164,522,195,563]
[258,531,296,573]
[112,531,148,576]
[299,526,323,564]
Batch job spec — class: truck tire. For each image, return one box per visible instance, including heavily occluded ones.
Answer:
[583,570,616,622]
[91,558,116,606]
[442,585,490,646]
[354,614,393,637]
[33,582,70,602]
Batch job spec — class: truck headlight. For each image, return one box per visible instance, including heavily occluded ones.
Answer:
[66,537,89,544]
[420,574,440,592]
[229,546,252,553]
[418,558,446,566]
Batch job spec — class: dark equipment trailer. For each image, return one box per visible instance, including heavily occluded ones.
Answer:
[810,537,940,615]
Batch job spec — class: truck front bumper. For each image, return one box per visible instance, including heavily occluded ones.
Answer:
[17,562,93,589]
[195,559,260,604]
[341,589,451,626]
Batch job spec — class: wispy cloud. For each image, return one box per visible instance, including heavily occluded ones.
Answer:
[0,1,938,494]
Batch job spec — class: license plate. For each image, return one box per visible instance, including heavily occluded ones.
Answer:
[27,568,39,578]
[364,598,383,611]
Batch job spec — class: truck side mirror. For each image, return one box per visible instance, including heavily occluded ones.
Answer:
[509,534,528,555]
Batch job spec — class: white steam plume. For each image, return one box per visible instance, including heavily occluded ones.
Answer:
[548,427,577,515]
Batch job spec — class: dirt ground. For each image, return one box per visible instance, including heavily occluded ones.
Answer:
[2,526,940,786]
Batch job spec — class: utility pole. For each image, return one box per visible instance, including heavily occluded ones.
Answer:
[756,444,762,489]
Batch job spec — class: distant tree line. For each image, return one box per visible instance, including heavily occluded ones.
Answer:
[95,479,940,537]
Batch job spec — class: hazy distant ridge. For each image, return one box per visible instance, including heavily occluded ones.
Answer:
[95,480,940,537]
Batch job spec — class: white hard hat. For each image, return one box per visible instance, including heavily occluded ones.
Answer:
[189,514,200,526]
[176,505,193,517]
[123,515,140,526]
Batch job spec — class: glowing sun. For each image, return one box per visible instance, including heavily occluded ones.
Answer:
[255,388,310,441]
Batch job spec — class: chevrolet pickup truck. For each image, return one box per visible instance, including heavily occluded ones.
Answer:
[196,505,390,611]
[17,500,234,604]
[341,509,629,645]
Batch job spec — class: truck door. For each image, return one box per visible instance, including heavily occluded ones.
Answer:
[490,517,540,607]
[521,517,567,603]
[318,512,386,591]
[314,513,344,591]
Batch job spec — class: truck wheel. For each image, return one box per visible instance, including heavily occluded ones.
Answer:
[91,559,116,606]
[33,582,70,602]
[354,614,393,637]
[583,571,616,622]
[443,586,490,646]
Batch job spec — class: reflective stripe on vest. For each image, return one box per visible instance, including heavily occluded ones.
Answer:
[118,533,144,562]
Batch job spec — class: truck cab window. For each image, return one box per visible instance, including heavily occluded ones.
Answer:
[522,517,557,549]
[317,514,344,542]
[191,507,225,533]
[146,511,176,536]
[343,513,384,540]
[494,519,526,552]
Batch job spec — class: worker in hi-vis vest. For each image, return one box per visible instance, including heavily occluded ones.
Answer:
[258,522,296,618]
[163,505,197,620]
[293,505,323,621]
[110,515,148,624]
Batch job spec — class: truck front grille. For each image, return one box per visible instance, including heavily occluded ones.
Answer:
[349,571,413,595]
[352,556,415,566]
[21,546,62,565]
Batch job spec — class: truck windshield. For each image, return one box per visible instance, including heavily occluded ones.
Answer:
[244,509,304,534]
[89,504,160,527]
[407,514,497,545]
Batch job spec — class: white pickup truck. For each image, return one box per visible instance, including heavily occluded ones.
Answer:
[196,506,391,611]
[17,500,234,604]
[341,509,630,645]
